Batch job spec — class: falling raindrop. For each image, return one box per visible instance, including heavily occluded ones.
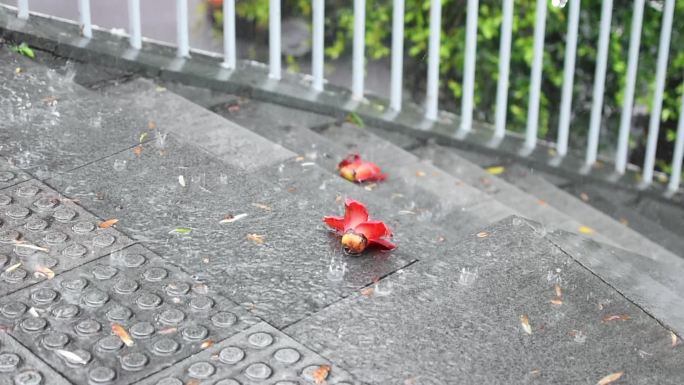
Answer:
[326,255,346,282]
[573,330,587,343]
[374,276,393,296]
[219,173,229,185]
[458,267,478,286]
[113,159,127,172]
[552,0,568,8]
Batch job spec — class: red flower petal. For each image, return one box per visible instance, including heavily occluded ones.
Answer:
[323,216,345,233]
[353,162,386,182]
[338,154,361,169]
[344,199,369,229]
[354,221,392,240]
[368,238,397,250]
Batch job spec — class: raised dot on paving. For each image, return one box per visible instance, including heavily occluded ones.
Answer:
[0,333,71,384]
[135,322,359,385]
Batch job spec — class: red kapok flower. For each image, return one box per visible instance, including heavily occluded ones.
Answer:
[323,199,396,254]
[337,154,386,183]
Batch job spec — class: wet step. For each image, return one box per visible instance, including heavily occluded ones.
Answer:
[316,122,515,230]
[285,215,684,384]
[563,183,684,258]
[498,165,684,267]
[413,143,614,245]
[0,48,151,178]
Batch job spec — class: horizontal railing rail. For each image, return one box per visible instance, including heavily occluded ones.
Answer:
[5,0,684,197]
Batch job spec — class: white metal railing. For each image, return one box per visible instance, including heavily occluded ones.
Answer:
[9,0,684,196]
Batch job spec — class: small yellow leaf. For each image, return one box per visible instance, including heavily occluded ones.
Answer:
[312,364,331,384]
[520,314,532,335]
[596,371,623,385]
[5,262,22,273]
[99,218,119,229]
[485,166,505,175]
[247,234,264,244]
[554,284,562,298]
[139,132,148,143]
[578,226,594,234]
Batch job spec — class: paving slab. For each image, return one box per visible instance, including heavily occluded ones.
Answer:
[319,123,516,225]
[0,179,132,297]
[414,143,616,246]
[0,332,72,385]
[631,196,684,241]
[547,230,684,338]
[563,184,684,259]
[46,133,418,328]
[138,321,360,385]
[286,216,684,384]
[0,48,149,177]
[499,164,684,269]
[100,79,295,173]
[0,243,259,385]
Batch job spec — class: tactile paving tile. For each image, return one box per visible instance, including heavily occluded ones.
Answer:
[0,332,72,385]
[138,322,360,385]
[0,244,260,385]
[0,179,132,296]
[0,157,31,190]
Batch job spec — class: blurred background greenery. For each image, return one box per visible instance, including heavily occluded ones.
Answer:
[207,0,683,176]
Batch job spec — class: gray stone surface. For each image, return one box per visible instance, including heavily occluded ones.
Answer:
[414,143,615,246]
[0,48,149,176]
[164,81,239,108]
[547,230,684,338]
[499,164,684,269]
[0,332,72,385]
[138,321,360,385]
[632,196,684,241]
[319,123,516,227]
[0,179,132,296]
[102,79,295,173]
[0,243,259,385]
[564,184,684,259]
[286,216,684,384]
[0,156,30,189]
[46,134,416,328]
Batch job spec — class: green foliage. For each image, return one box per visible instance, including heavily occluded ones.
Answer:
[10,42,35,59]
[222,0,684,175]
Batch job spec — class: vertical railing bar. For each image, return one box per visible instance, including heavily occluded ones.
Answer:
[643,0,674,185]
[494,0,513,139]
[17,0,28,19]
[460,0,479,133]
[556,0,580,157]
[668,89,684,193]
[524,0,547,150]
[127,0,142,50]
[352,0,366,100]
[222,0,236,69]
[269,0,281,79]
[615,0,645,174]
[389,0,405,111]
[175,0,190,58]
[78,0,92,38]
[311,0,324,91]
[425,0,442,121]
[585,0,613,166]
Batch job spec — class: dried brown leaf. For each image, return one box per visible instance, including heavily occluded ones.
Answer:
[312,364,331,384]
[148,120,156,129]
[133,145,143,157]
[55,349,88,365]
[415,171,426,177]
[5,262,22,273]
[602,314,630,323]
[580,192,590,202]
[247,233,265,244]
[251,203,271,211]
[200,340,214,349]
[520,314,532,335]
[364,183,378,191]
[476,231,489,238]
[554,284,562,298]
[537,199,547,206]
[360,287,374,297]
[158,327,177,335]
[550,298,563,306]
[34,266,55,280]
[99,218,119,229]
[596,371,623,385]
[671,331,678,347]
[111,323,134,347]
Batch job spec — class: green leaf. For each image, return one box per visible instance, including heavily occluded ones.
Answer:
[10,42,35,59]
[346,112,365,128]
[168,227,192,235]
